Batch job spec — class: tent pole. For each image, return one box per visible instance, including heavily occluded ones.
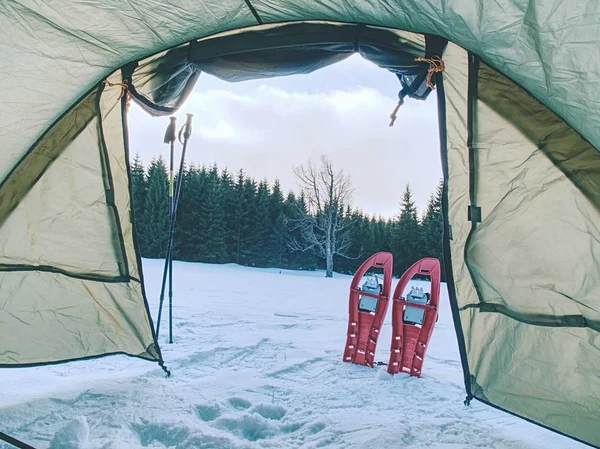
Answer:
[156,114,193,342]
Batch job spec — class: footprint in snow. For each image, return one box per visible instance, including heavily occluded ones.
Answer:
[195,403,222,422]
[215,414,274,441]
[131,421,191,448]
[281,422,304,433]
[309,422,327,434]
[228,397,252,410]
[251,404,286,420]
[48,417,89,449]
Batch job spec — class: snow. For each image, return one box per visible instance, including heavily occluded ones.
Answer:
[48,417,89,449]
[0,260,588,449]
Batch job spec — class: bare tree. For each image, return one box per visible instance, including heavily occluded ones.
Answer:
[289,155,354,277]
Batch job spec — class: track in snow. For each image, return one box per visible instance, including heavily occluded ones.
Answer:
[0,260,587,449]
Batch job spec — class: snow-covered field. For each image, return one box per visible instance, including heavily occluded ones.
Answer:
[0,261,587,449]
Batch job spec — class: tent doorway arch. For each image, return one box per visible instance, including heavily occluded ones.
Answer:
[1,10,599,449]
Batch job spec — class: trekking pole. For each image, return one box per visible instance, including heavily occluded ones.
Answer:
[168,116,176,342]
[0,431,38,449]
[156,114,193,342]
[156,117,177,340]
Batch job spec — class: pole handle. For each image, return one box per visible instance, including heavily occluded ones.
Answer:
[164,116,177,144]
[178,113,193,144]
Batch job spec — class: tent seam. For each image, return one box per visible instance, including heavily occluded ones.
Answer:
[435,62,473,398]
[0,264,139,283]
[459,302,600,332]
[120,66,167,370]
[463,53,486,306]
[0,350,157,369]
[95,84,131,279]
[243,0,263,24]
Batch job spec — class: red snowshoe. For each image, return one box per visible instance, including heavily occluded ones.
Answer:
[388,258,440,377]
[343,252,393,367]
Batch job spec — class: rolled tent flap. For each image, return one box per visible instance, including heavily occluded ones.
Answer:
[442,43,600,446]
[0,73,161,366]
[129,23,435,115]
[128,45,201,116]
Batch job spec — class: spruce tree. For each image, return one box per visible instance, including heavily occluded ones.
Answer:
[421,179,444,278]
[391,184,422,274]
[373,216,392,255]
[173,164,201,261]
[279,191,299,269]
[220,168,238,262]
[187,165,210,260]
[230,170,247,264]
[238,177,259,265]
[367,216,381,255]
[249,180,272,266]
[143,156,170,258]
[130,153,148,255]
[267,179,286,266]
[336,208,364,273]
[130,157,448,278]
[197,165,227,262]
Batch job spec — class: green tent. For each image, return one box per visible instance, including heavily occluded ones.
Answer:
[1,1,598,447]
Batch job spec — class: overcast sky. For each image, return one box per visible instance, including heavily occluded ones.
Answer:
[128,54,441,219]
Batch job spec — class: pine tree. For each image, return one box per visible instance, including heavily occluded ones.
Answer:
[230,170,247,264]
[172,163,191,260]
[421,179,444,278]
[367,216,382,254]
[267,179,286,267]
[391,184,422,274]
[335,208,364,273]
[278,191,299,269]
[130,153,148,255]
[196,165,227,262]
[358,214,376,259]
[373,216,392,255]
[130,157,447,279]
[187,165,211,260]
[237,176,259,265]
[249,180,272,266]
[143,156,170,258]
[172,164,204,261]
[220,168,238,262]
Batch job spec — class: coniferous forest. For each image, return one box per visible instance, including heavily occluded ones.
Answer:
[131,153,445,279]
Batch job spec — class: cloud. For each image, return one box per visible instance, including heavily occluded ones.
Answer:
[128,56,441,218]
[198,120,237,140]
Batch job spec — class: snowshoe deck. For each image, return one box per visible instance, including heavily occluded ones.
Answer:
[343,252,393,368]
[388,258,440,377]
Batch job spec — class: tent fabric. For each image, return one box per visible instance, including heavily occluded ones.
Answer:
[1,1,600,175]
[442,43,600,446]
[1,2,599,447]
[0,72,161,366]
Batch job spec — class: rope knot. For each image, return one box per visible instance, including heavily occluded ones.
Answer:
[414,55,445,89]
[103,79,129,99]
